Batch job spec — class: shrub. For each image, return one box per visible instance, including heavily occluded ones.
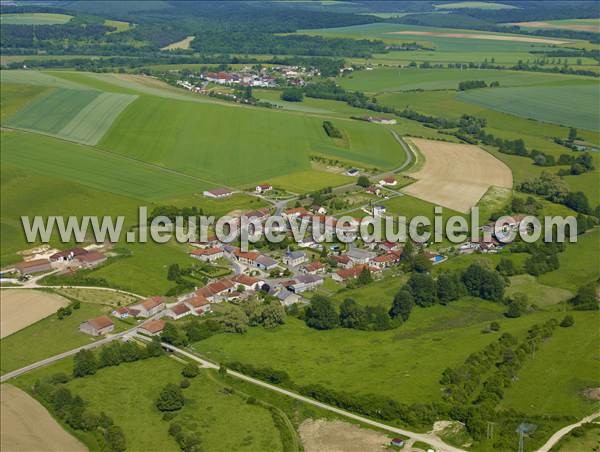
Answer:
[156,384,185,412]
[181,363,200,378]
[559,315,574,327]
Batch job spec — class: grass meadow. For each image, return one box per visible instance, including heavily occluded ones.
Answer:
[0,13,73,25]
[0,82,50,121]
[13,357,283,451]
[0,298,129,375]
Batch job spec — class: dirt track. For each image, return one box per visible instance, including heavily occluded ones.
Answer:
[1,384,86,452]
[388,30,570,44]
[1,290,69,339]
[403,138,513,213]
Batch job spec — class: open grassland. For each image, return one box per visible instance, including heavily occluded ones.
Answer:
[403,138,512,213]
[53,288,139,307]
[0,299,127,375]
[101,95,401,185]
[458,83,600,132]
[264,169,353,193]
[500,312,600,417]
[1,384,86,452]
[14,357,283,452]
[435,1,517,9]
[194,301,569,406]
[388,30,571,45]
[552,424,600,451]
[538,229,600,292]
[1,290,70,339]
[0,82,50,121]
[104,19,131,33]
[507,18,600,33]
[161,36,195,50]
[0,13,73,25]
[505,275,573,308]
[4,87,137,145]
[340,67,594,93]
[1,131,207,201]
[1,70,86,89]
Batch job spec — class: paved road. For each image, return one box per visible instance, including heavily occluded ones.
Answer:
[0,328,136,383]
[146,337,463,452]
[537,409,600,452]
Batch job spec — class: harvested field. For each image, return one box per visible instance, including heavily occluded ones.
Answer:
[506,21,600,33]
[403,138,512,213]
[0,289,69,339]
[299,419,391,452]
[162,36,195,50]
[1,384,86,452]
[388,30,570,45]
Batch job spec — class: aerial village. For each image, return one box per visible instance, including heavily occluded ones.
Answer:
[5,174,524,340]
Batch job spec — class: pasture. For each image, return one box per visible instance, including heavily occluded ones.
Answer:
[161,36,195,50]
[457,83,600,132]
[263,169,353,193]
[434,1,517,9]
[402,138,512,213]
[193,301,568,406]
[1,384,85,452]
[1,131,207,201]
[0,82,49,122]
[5,87,137,145]
[508,18,600,33]
[13,357,283,452]
[500,312,600,417]
[338,68,590,93]
[388,30,571,45]
[1,290,70,339]
[0,13,73,25]
[101,95,402,185]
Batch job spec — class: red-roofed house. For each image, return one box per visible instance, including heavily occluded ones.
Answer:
[379,176,397,186]
[330,254,352,269]
[111,306,130,319]
[75,251,107,268]
[255,183,272,193]
[371,253,400,269]
[164,303,192,320]
[184,294,212,314]
[131,296,165,318]
[14,259,51,275]
[79,315,114,336]
[230,274,262,291]
[302,260,326,274]
[139,319,165,336]
[190,247,223,262]
[332,265,379,283]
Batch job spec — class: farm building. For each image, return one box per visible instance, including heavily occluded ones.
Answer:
[285,274,323,293]
[164,303,192,320]
[302,260,326,274]
[283,249,307,267]
[373,205,386,217]
[75,251,107,268]
[183,294,212,314]
[255,183,272,193]
[230,274,262,291]
[371,253,400,269]
[14,258,51,275]
[379,175,397,186]
[111,306,130,319]
[189,246,223,262]
[50,247,88,262]
[139,319,165,336]
[203,187,233,199]
[284,207,309,218]
[330,254,352,268]
[196,278,235,302]
[333,265,379,283]
[79,315,114,336]
[131,296,165,317]
[255,255,278,271]
[346,247,376,265]
[277,288,302,306]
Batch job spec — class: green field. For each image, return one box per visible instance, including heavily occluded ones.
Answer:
[101,95,402,185]
[1,131,207,201]
[0,295,129,375]
[339,68,582,93]
[435,2,517,9]
[5,87,137,145]
[194,299,570,406]
[13,357,283,451]
[0,13,73,25]
[0,82,49,121]
[458,83,600,132]
[500,312,600,417]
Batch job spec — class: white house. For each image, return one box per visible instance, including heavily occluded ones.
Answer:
[189,246,223,262]
[164,303,192,320]
[203,188,233,199]
[255,183,272,193]
[277,289,302,306]
[130,297,165,318]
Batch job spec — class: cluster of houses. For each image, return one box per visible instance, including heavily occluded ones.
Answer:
[460,215,526,254]
[14,247,107,276]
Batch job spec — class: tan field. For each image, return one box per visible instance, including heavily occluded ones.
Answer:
[388,30,570,44]
[507,21,600,33]
[1,384,86,452]
[299,419,391,452]
[403,138,513,213]
[161,35,195,50]
[0,290,69,339]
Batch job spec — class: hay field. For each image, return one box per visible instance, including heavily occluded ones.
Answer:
[0,13,73,25]
[388,30,571,45]
[403,138,512,213]
[0,384,86,452]
[1,290,69,339]
[161,35,195,50]
[4,88,137,145]
[507,19,600,33]
[299,419,390,452]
